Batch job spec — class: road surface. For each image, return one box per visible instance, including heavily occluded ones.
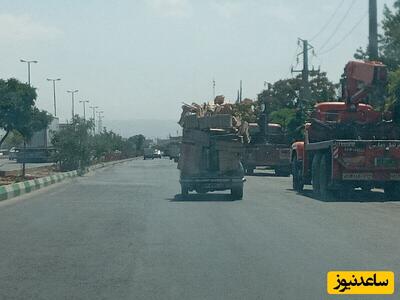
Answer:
[0,159,53,171]
[0,159,399,299]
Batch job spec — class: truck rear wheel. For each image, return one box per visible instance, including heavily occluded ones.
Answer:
[319,154,333,201]
[312,153,322,196]
[292,159,303,192]
[384,183,400,200]
[231,185,243,200]
[275,167,290,177]
[181,184,189,196]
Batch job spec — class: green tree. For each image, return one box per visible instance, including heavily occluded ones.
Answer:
[3,130,23,148]
[19,108,53,143]
[257,72,336,140]
[0,78,50,147]
[52,117,93,171]
[386,69,400,123]
[380,1,400,70]
[269,108,296,128]
[258,72,336,114]
[309,72,338,103]
[258,78,299,115]
[91,129,129,160]
[128,134,146,154]
[355,1,400,71]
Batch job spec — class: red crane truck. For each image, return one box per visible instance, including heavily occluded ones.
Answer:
[291,60,400,200]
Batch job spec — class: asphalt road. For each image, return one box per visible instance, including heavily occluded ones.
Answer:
[0,159,399,300]
[0,159,53,171]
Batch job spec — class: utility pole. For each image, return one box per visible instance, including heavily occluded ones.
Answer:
[291,38,314,108]
[89,106,99,134]
[369,0,378,60]
[47,78,61,116]
[67,90,79,119]
[212,79,216,100]
[239,80,243,102]
[79,100,89,120]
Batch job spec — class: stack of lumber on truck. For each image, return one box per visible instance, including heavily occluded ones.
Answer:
[178,98,249,176]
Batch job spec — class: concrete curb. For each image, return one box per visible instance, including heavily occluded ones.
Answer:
[0,157,138,202]
[0,170,78,201]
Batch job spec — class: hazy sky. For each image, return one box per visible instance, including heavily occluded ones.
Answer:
[0,0,395,127]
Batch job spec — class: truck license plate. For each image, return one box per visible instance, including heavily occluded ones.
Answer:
[390,173,400,181]
[342,173,373,180]
[203,183,224,189]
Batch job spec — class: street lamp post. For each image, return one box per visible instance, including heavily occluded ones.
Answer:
[89,106,99,134]
[97,111,104,133]
[79,100,89,120]
[67,90,79,119]
[47,78,61,116]
[19,59,38,178]
[20,59,38,86]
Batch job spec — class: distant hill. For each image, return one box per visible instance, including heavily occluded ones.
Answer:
[103,119,181,139]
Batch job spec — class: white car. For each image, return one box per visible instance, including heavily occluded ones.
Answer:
[9,147,19,160]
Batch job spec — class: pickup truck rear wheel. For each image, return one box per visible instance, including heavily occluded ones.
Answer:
[231,185,243,200]
[312,153,322,196]
[292,159,304,192]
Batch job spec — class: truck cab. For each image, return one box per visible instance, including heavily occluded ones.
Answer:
[242,123,291,176]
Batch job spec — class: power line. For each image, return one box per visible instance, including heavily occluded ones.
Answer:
[310,0,345,41]
[318,0,357,52]
[318,10,368,56]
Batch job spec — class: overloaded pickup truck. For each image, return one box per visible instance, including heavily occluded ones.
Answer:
[178,102,246,200]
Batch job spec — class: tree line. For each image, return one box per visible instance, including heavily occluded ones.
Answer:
[51,117,146,171]
[0,78,146,172]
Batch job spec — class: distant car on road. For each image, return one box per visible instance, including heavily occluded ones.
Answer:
[9,147,19,160]
[144,148,162,160]
[153,149,162,159]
